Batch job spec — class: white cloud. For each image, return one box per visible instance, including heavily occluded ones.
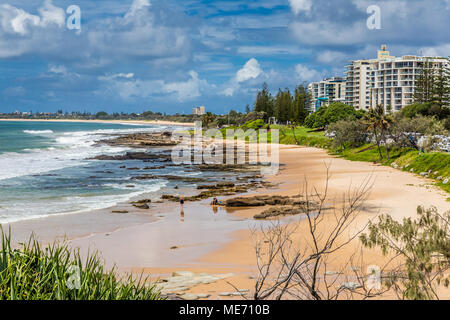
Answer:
[290,20,367,45]
[99,71,210,102]
[237,45,307,56]
[164,71,209,101]
[126,0,151,18]
[236,58,263,83]
[295,64,324,82]
[98,73,135,81]
[222,58,265,96]
[49,64,67,75]
[0,0,190,67]
[289,0,313,15]
[0,0,64,36]
[87,0,190,67]
[38,0,65,28]
[316,50,350,65]
[420,43,450,57]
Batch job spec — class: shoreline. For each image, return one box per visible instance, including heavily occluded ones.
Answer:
[5,144,449,299]
[0,118,195,127]
[3,126,449,299]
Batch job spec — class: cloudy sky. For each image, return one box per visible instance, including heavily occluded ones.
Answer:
[0,0,449,114]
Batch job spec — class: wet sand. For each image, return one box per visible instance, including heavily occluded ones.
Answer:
[5,144,449,299]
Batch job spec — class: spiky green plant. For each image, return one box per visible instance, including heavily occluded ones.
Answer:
[0,228,161,300]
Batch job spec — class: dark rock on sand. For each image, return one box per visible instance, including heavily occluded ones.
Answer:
[226,195,310,208]
[225,197,266,207]
[133,203,150,209]
[112,210,129,214]
[197,182,235,190]
[254,206,304,219]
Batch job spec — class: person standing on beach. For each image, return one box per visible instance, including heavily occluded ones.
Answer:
[180,195,185,207]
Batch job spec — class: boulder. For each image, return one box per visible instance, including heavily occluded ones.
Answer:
[254,206,304,219]
[132,199,152,204]
[226,197,266,207]
[133,203,150,210]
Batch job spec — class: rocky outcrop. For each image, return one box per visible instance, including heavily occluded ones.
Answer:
[97,132,177,148]
[225,198,266,207]
[225,195,305,207]
[254,206,305,219]
[197,182,235,190]
[130,199,152,209]
[132,174,207,183]
[156,271,241,300]
[90,152,172,161]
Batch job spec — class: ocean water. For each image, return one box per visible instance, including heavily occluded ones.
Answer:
[0,121,178,224]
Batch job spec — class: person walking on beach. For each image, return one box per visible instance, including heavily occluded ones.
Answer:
[180,195,185,207]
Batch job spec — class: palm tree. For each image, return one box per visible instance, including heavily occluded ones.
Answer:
[202,112,215,128]
[365,105,392,161]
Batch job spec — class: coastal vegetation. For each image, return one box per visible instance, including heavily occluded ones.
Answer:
[361,206,450,300]
[253,183,450,300]
[251,170,449,300]
[202,80,449,193]
[0,229,160,300]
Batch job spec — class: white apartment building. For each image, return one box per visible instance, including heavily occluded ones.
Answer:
[346,45,448,112]
[308,77,347,112]
[345,60,373,111]
[370,54,448,112]
[192,106,206,116]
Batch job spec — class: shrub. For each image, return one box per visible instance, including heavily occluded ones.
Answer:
[361,207,450,300]
[242,119,266,130]
[0,229,161,300]
[402,103,450,120]
[328,119,368,149]
[389,114,448,149]
[305,103,363,128]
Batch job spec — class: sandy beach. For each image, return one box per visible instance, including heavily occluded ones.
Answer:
[0,118,195,127]
[6,142,449,299]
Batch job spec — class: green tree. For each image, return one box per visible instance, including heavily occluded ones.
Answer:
[365,105,392,161]
[327,119,368,150]
[361,206,450,300]
[202,112,215,128]
[274,88,292,123]
[254,83,274,120]
[95,111,108,119]
[304,102,361,129]
[414,59,436,104]
[142,111,154,119]
[433,58,450,108]
[293,84,309,124]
